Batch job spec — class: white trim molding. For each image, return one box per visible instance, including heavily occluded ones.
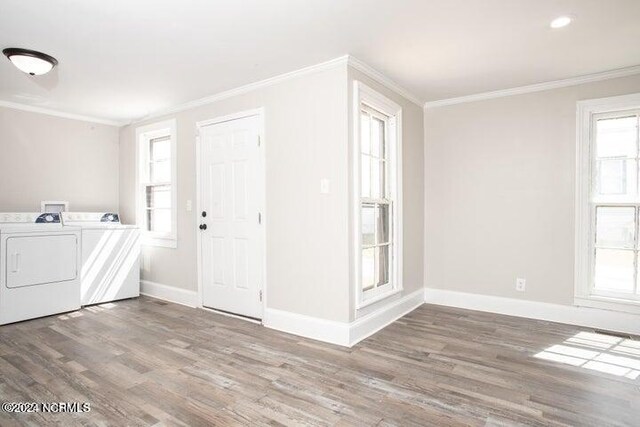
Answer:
[1,55,423,126]
[140,280,199,308]
[264,289,425,347]
[0,100,124,126]
[135,119,178,248]
[575,92,640,311]
[349,288,424,346]
[352,81,404,311]
[135,56,348,123]
[425,288,640,336]
[347,56,423,106]
[425,65,640,108]
[135,55,422,124]
[263,309,350,346]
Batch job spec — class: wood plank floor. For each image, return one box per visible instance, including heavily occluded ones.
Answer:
[1,297,639,426]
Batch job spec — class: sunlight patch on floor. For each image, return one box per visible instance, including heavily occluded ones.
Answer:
[534,331,640,380]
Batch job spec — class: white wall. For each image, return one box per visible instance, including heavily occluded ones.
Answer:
[119,60,426,324]
[0,106,119,212]
[120,65,351,322]
[424,74,640,306]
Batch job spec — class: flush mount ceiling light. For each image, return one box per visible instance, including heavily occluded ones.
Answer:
[550,16,573,29]
[2,48,58,76]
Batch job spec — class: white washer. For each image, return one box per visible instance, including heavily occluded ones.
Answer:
[62,212,140,306]
[0,212,81,325]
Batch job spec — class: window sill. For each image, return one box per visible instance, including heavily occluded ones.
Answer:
[142,235,177,249]
[574,295,640,315]
[356,287,402,310]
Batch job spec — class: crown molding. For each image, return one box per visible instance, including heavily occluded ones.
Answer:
[0,100,124,126]
[2,55,423,126]
[425,64,640,109]
[134,55,351,124]
[346,56,424,106]
[134,54,424,124]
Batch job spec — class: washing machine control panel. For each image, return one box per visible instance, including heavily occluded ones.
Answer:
[100,213,120,223]
[0,212,61,224]
[61,212,121,224]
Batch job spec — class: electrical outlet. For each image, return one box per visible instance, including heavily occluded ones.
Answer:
[516,277,526,292]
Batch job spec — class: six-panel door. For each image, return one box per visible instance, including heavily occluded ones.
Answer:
[200,115,263,319]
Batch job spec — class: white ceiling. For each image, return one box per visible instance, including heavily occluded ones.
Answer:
[1,0,639,123]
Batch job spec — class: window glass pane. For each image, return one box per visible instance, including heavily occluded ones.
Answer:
[376,204,389,244]
[151,159,171,183]
[594,249,635,293]
[151,137,171,161]
[148,208,172,234]
[371,159,381,198]
[146,185,171,209]
[381,159,387,198]
[361,113,371,155]
[596,116,637,158]
[362,248,375,291]
[595,159,637,198]
[595,207,635,248]
[375,245,389,287]
[361,204,375,246]
[361,155,371,198]
[371,117,384,158]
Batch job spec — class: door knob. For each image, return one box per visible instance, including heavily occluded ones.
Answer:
[199,224,207,230]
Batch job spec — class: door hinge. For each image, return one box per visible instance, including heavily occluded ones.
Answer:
[258,212,262,224]
[259,290,263,302]
[257,135,261,147]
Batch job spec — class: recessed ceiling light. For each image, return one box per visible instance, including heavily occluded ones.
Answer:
[550,16,573,29]
[2,48,58,76]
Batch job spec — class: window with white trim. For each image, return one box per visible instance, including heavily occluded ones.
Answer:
[354,82,402,308]
[591,112,640,299]
[136,119,177,248]
[576,94,640,311]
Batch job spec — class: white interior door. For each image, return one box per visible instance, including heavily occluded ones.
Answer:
[200,114,264,319]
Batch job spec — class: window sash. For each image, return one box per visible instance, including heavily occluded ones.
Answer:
[359,105,394,297]
[136,121,176,245]
[589,111,640,300]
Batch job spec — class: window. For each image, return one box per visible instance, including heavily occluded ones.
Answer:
[354,81,402,308]
[576,94,640,312]
[136,119,177,248]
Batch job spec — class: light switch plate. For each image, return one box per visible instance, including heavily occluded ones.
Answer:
[143,253,151,273]
[320,178,331,194]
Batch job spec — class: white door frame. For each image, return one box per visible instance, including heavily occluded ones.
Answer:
[195,108,267,320]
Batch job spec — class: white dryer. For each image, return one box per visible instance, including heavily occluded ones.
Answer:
[0,212,81,325]
[62,212,140,306]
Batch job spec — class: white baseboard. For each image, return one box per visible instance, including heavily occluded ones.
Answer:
[140,280,199,308]
[263,289,425,347]
[424,288,640,336]
[263,308,350,346]
[349,289,425,346]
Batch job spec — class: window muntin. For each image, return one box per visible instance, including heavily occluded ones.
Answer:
[136,120,176,247]
[144,135,172,233]
[591,112,640,300]
[358,103,397,301]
